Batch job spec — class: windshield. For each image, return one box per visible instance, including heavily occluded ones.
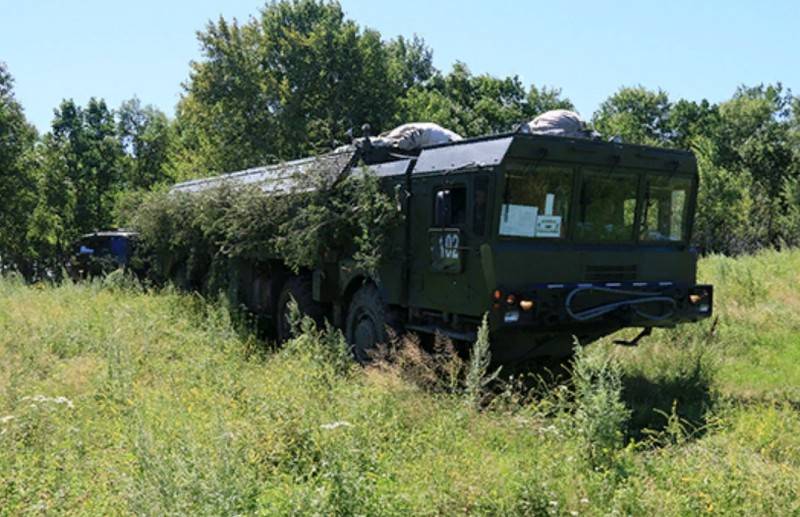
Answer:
[76,236,131,261]
[497,163,695,243]
[498,164,572,239]
[575,171,638,242]
[641,175,693,242]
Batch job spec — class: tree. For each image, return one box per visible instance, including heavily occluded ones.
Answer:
[0,62,38,274]
[26,96,127,269]
[118,98,172,189]
[173,0,422,179]
[48,98,124,233]
[668,98,720,150]
[691,137,761,253]
[716,84,796,196]
[399,62,574,137]
[593,86,672,145]
[525,84,575,119]
[26,137,78,271]
[386,35,435,93]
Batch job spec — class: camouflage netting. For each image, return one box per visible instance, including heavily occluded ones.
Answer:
[126,162,401,292]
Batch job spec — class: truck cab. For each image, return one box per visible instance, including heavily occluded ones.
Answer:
[67,230,139,280]
[360,133,712,362]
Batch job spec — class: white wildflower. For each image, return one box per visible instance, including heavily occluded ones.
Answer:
[540,424,558,434]
[320,421,352,430]
[21,395,74,408]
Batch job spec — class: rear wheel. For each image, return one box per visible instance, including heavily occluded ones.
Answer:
[345,284,402,362]
[276,276,324,342]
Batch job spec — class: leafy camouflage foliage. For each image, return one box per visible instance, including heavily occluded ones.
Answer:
[127,168,400,290]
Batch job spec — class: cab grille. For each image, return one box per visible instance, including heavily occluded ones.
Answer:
[585,265,638,282]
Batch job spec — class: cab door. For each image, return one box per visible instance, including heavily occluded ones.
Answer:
[409,175,491,314]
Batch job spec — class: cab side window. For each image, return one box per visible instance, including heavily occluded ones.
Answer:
[433,187,467,227]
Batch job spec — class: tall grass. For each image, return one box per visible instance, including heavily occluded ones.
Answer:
[1,250,800,515]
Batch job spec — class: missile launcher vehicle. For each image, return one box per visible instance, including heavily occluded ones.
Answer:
[170,118,713,362]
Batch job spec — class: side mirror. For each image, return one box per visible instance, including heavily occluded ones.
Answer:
[434,190,452,228]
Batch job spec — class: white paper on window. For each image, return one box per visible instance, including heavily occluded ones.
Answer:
[535,215,562,238]
[499,204,538,237]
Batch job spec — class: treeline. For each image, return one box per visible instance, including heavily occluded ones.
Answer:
[0,88,172,278]
[1,0,799,278]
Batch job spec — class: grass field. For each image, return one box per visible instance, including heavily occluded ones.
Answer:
[2,250,800,515]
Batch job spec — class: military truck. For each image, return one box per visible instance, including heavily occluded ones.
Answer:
[67,230,139,280]
[171,125,713,362]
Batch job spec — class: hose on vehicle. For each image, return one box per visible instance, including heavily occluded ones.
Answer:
[565,286,677,322]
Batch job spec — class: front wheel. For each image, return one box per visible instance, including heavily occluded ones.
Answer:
[345,284,401,362]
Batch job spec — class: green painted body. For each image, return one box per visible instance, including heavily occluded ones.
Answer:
[172,132,713,361]
[343,134,711,360]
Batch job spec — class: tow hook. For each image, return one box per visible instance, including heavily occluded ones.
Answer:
[613,327,652,347]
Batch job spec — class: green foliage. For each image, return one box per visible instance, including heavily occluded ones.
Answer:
[117,97,173,190]
[692,137,761,253]
[172,1,573,181]
[21,96,173,278]
[0,62,38,276]
[3,250,800,514]
[668,98,720,150]
[593,86,672,145]
[569,342,630,470]
[171,0,431,179]
[128,167,401,289]
[464,314,501,409]
[1,2,579,277]
[400,61,574,137]
[49,98,124,233]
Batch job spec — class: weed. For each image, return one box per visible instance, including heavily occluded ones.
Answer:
[570,340,630,470]
[465,314,502,409]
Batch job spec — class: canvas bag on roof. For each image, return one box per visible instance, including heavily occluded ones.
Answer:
[522,110,599,139]
[371,122,463,150]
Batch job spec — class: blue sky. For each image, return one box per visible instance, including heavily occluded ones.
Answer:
[2,0,798,133]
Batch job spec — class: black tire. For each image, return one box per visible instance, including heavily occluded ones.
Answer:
[276,276,324,342]
[345,283,402,362]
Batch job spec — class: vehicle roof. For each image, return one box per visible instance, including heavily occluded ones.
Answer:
[79,230,138,239]
[411,132,696,176]
[169,132,697,194]
[170,149,357,194]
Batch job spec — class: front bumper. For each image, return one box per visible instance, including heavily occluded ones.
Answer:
[490,281,713,331]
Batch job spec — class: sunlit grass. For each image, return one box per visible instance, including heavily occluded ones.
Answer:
[1,249,800,514]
